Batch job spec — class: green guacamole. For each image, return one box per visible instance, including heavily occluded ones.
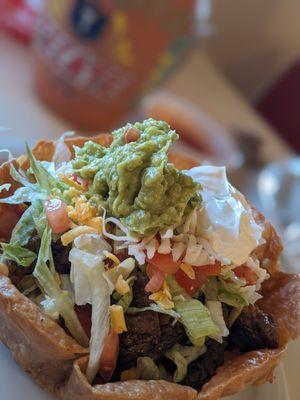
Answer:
[72,119,200,234]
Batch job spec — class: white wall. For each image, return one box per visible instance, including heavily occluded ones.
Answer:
[203,0,300,100]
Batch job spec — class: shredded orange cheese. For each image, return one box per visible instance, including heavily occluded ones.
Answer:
[67,196,97,225]
[86,216,103,234]
[59,174,83,191]
[110,304,127,334]
[149,281,174,310]
[61,226,98,246]
[115,275,130,295]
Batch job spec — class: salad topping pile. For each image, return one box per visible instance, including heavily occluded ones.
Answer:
[0,119,268,385]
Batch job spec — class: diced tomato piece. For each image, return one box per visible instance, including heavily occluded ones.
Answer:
[234,265,258,285]
[148,252,180,274]
[45,198,70,234]
[145,264,165,293]
[175,263,221,295]
[99,331,119,381]
[75,305,92,338]
[175,267,205,295]
[198,262,221,276]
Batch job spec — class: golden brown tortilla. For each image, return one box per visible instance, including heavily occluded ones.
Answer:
[0,134,298,400]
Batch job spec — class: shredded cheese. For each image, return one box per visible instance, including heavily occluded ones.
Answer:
[115,275,130,295]
[103,250,120,265]
[61,226,98,246]
[110,304,127,334]
[67,196,97,225]
[59,174,83,191]
[179,262,195,279]
[149,281,174,310]
[86,217,103,234]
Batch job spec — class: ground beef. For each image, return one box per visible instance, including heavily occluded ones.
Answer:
[118,311,186,370]
[181,339,225,390]
[131,271,151,308]
[228,305,279,352]
[52,240,72,274]
[6,235,72,284]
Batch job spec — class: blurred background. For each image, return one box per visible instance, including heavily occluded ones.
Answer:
[0,1,299,399]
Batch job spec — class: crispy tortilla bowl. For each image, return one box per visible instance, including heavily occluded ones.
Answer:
[0,134,299,400]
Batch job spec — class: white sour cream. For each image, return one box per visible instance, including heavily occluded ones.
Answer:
[185,166,263,265]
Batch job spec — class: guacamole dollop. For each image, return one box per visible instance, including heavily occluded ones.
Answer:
[72,119,200,234]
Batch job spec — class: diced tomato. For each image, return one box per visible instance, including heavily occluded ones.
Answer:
[99,331,119,381]
[145,264,165,293]
[175,263,221,295]
[45,198,70,234]
[234,265,258,285]
[148,253,180,274]
[198,262,221,276]
[75,305,92,338]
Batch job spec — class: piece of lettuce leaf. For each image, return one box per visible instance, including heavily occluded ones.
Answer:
[136,357,163,380]
[69,234,111,383]
[0,186,45,204]
[167,276,218,347]
[217,278,250,308]
[1,242,36,267]
[10,205,35,246]
[33,225,88,347]
[0,203,40,267]
[0,183,11,193]
[126,303,180,320]
[116,277,135,312]
[31,199,47,238]
[26,144,68,194]
[165,343,206,383]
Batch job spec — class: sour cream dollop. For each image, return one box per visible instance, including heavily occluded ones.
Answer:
[185,166,263,265]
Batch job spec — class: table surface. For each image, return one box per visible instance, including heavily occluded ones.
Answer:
[0,35,298,400]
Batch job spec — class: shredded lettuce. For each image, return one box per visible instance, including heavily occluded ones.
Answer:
[31,200,47,237]
[70,233,111,383]
[103,257,135,294]
[16,275,38,296]
[10,164,36,189]
[202,276,218,301]
[167,276,218,347]
[218,278,252,308]
[0,203,40,267]
[116,277,135,312]
[0,183,11,193]
[33,225,88,347]
[206,300,229,342]
[0,186,44,204]
[136,357,172,382]
[165,344,206,382]
[127,303,181,320]
[1,242,36,267]
[10,205,35,246]
[26,144,68,194]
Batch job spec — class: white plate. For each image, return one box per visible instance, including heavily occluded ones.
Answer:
[0,342,289,400]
